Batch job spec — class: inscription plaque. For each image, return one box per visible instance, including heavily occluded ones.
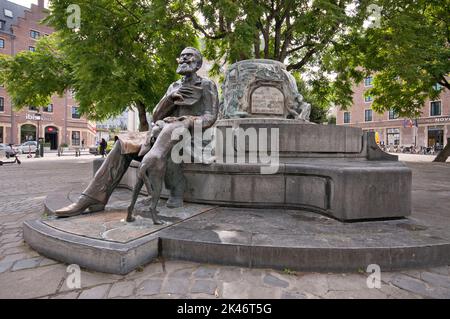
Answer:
[251,86,284,115]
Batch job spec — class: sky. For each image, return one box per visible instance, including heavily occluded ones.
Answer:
[8,0,49,8]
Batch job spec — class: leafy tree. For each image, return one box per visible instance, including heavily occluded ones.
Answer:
[0,0,197,131]
[172,0,370,112]
[0,35,71,108]
[2,0,447,127]
[329,0,450,117]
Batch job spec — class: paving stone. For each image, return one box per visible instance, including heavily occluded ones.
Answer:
[281,291,308,299]
[59,270,122,292]
[1,229,22,235]
[0,241,24,250]
[191,280,217,294]
[399,270,422,279]
[108,281,135,298]
[380,284,423,299]
[126,263,165,286]
[1,247,29,256]
[147,293,185,299]
[263,274,289,288]
[0,233,21,240]
[189,293,218,299]
[324,289,389,299]
[161,278,190,295]
[247,286,282,299]
[0,262,13,274]
[241,269,263,285]
[215,267,242,282]
[78,284,110,299]
[51,291,80,299]
[221,282,249,299]
[12,257,42,271]
[288,274,329,296]
[162,261,198,274]
[39,257,59,267]
[391,274,450,299]
[326,274,368,291]
[193,266,218,279]
[427,267,449,276]
[421,272,450,289]
[137,279,163,296]
[170,268,195,279]
[0,264,67,299]
[0,236,22,244]
[1,253,30,264]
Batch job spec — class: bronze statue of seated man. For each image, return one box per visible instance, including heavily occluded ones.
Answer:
[55,47,219,219]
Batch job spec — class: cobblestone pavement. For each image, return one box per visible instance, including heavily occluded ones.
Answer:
[1,157,450,299]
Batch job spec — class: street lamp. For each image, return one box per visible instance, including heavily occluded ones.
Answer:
[35,112,42,158]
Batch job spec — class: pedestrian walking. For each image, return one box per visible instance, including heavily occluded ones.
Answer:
[99,138,107,158]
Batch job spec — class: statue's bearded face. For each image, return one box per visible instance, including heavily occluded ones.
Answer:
[176,48,201,75]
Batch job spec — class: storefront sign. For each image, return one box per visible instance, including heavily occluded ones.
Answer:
[418,117,450,124]
[25,113,52,121]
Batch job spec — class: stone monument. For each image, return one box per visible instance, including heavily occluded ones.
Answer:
[23,58,434,276]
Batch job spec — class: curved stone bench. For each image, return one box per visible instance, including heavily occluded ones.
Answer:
[116,121,410,221]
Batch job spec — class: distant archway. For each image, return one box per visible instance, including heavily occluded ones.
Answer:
[45,126,59,150]
[20,124,36,143]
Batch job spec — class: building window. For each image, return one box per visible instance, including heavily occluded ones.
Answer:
[29,46,36,52]
[72,131,81,146]
[0,126,3,143]
[389,109,399,120]
[364,76,373,87]
[343,112,351,124]
[4,9,13,18]
[0,38,4,49]
[71,106,81,119]
[387,128,400,145]
[365,109,373,122]
[0,20,5,30]
[364,95,373,103]
[30,30,40,39]
[0,97,4,112]
[43,104,53,113]
[29,106,38,112]
[430,101,441,116]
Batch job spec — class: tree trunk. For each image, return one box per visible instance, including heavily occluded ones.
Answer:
[135,100,149,132]
[433,138,450,162]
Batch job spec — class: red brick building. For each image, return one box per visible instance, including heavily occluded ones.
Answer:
[337,76,450,149]
[0,0,95,149]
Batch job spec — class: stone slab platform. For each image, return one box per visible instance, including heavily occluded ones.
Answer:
[159,207,450,272]
[24,190,216,274]
[23,188,450,274]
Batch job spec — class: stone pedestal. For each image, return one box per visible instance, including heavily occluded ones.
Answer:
[118,120,411,221]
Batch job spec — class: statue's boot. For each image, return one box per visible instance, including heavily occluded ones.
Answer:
[55,195,105,217]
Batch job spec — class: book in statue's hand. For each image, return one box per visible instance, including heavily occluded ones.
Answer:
[174,84,203,106]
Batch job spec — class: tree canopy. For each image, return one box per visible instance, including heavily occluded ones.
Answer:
[0,0,448,127]
[328,0,450,117]
[0,0,197,131]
